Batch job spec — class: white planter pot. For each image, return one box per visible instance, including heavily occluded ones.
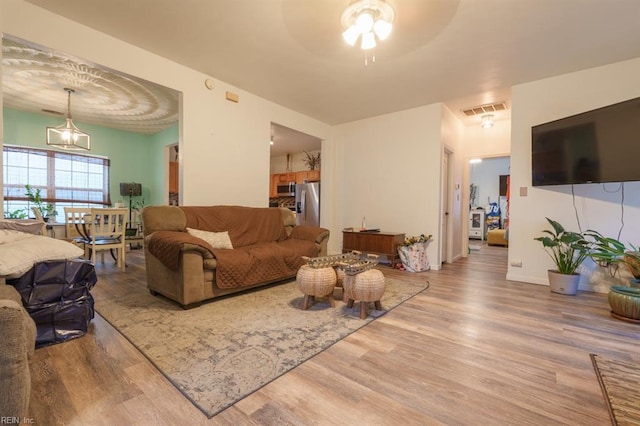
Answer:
[548,270,580,295]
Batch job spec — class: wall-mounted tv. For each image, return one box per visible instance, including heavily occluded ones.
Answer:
[531,96,640,186]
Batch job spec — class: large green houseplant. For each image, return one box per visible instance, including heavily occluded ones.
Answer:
[585,230,640,281]
[534,217,590,295]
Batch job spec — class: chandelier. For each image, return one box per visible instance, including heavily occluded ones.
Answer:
[341,0,395,57]
[481,114,494,128]
[46,88,91,151]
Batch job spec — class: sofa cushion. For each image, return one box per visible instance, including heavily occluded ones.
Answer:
[182,206,286,248]
[213,239,318,289]
[186,228,233,249]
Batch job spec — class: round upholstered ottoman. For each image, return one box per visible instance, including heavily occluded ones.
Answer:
[296,265,337,310]
[608,286,640,322]
[344,269,386,319]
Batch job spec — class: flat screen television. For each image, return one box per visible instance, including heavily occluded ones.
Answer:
[531,96,640,186]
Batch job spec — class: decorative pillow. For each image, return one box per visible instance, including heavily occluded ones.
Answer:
[0,219,44,235]
[0,234,85,278]
[186,228,233,250]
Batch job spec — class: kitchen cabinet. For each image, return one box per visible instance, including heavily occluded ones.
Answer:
[296,169,320,183]
[169,161,179,193]
[276,173,297,183]
[270,171,320,197]
[270,173,296,197]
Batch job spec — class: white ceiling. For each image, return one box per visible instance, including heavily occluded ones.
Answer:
[5,0,640,143]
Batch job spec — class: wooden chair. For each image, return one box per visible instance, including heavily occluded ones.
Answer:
[87,208,128,271]
[63,207,93,251]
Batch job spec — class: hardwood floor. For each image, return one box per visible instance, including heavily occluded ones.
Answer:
[27,245,638,425]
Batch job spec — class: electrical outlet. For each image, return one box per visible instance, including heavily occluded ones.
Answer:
[510,259,522,267]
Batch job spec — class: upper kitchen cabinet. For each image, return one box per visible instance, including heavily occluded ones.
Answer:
[296,170,320,183]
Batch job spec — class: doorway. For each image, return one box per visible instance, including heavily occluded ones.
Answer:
[168,144,179,205]
[467,156,510,255]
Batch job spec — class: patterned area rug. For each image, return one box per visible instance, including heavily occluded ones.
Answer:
[591,354,640,425]
[94,275,428,418]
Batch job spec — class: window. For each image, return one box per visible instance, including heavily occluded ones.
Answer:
[3,145,110,218]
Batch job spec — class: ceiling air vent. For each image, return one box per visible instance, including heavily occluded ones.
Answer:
[462,102,508,117]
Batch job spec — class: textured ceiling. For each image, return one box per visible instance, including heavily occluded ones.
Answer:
[2,37,179,135]
[19,0,640,128]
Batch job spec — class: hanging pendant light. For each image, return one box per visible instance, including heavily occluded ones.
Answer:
[46,88,91,151]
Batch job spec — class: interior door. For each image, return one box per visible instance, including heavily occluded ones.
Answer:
[441,151,450,265]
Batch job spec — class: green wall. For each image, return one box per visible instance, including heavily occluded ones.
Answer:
[2,107,177,207]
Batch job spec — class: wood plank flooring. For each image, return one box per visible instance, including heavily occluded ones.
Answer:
[26,244,639,425]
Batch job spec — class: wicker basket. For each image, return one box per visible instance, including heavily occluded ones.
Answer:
[296,265,337,310]
[349,269,385,302]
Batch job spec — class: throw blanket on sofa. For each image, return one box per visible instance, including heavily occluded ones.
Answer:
[147,231,215,270]
[212,239,317,289]
[182,206,287,247]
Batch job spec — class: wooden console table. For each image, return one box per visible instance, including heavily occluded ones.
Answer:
[342,231,405,267]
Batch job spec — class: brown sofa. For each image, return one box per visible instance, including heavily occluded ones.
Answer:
[0,280,36,419]
[142,205,330,308]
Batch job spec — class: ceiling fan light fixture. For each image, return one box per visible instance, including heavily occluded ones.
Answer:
[46,88,91,151]
[355,11,374,33]
[341,0,395,56]
[361,31,377,50]
[342,25,360,46]
[373,19,392,40]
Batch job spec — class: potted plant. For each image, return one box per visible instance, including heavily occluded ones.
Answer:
[302,151,321,171]
[25,184,57,221]
[585,230,640,284]
[534,217,590,295]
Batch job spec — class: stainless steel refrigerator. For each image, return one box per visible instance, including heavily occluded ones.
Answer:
[295,182,320,227]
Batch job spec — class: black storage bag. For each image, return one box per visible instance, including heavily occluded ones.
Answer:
[8,260,98,347]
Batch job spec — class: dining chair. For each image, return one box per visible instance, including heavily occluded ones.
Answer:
[63,207,93,252]
[87,208,128,271]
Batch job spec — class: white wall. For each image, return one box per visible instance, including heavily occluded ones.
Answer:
[508,57,640,292]
[270,150,321,175]
[0,0,335,231]
[334,104,447,267]
[464,119,511,159]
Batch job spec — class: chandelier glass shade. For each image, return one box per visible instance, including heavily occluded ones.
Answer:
[481,114,494,128]
[46,88,91,151]
[341,0,395,50]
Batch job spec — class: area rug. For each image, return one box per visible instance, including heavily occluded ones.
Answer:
[94,275,428,418]
[590,353,640,425]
